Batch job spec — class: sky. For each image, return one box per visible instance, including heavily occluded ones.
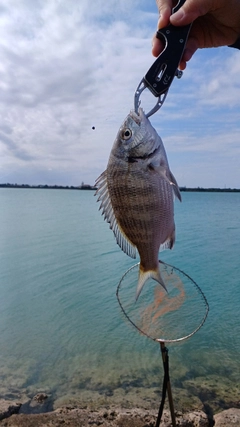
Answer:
[0,0,239,188]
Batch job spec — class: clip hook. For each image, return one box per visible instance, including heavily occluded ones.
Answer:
[134,78,168,118]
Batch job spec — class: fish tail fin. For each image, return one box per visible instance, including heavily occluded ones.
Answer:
[136,265,167,301]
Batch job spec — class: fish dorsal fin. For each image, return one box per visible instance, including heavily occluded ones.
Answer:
[95,171,136,259]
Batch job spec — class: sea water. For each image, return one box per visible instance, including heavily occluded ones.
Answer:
[0,188,239,412]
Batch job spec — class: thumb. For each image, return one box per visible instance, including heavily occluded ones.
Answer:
[170,0,211,26]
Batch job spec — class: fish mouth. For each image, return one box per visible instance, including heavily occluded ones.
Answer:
[127,108,159,161]
[129,108,144,125]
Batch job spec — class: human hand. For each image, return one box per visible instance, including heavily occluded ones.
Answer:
[152,0,240,69]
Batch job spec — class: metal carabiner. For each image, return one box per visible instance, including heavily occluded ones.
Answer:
[134,78,168,118]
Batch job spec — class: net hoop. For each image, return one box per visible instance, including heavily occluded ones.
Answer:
[116,261,209,343]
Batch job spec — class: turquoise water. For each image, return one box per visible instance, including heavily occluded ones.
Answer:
[0,188,239,412]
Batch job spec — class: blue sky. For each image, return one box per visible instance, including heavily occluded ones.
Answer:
[0,0,239,188]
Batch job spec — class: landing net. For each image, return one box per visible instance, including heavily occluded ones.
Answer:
[116,261,209,343]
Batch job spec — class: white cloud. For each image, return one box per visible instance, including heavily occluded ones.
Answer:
[0,0,157,185]
[188,48,240,108]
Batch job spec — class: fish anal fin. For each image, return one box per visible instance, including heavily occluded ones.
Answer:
[160,229,175,252]
[95,171,136,259]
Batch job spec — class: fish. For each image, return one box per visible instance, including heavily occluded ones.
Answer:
[95,108,181,300]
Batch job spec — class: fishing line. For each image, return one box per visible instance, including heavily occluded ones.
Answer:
[116,261,209,426]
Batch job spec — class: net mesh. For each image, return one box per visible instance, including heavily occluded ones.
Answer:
[116,261,209,342]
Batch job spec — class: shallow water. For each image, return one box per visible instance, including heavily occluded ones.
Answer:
[0,188,239,412]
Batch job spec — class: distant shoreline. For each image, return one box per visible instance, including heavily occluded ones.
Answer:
[1,183,240,192]
[0,183,97,191]
[180,187,240,192]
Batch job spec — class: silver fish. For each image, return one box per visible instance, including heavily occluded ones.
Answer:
[95,108,181,300]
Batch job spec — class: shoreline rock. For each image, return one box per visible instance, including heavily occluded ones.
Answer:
[0,403,208,426]
[1,399,240,427]
[214,408,240,426]
[0,401,21,421]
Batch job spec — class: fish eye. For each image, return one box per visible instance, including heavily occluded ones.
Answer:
[121,128,132,140]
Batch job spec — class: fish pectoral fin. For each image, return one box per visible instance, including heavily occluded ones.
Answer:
[95,171,136,259]
[150,164,181,202]
[136,265,167,301]
[168,170,182,202]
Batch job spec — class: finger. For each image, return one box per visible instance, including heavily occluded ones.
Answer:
[152,32,166,57]
[153,1,172,57]
[170,0,212,26]
[179,36,199,69]
[155,0,173,28]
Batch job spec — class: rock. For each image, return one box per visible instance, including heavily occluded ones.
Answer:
[214,408,240,426]
[0,400,21,421]
[181,410,209,426]
[0,406,210,427]
[0,405,239,427]
[18,393,53,415]
[33,393,48,403]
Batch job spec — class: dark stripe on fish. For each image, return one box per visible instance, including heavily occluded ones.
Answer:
[128,157,138,163]
[128,147,159,162]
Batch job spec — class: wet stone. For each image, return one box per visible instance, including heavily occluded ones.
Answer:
[214,408,240,426]
[18,392,53,415]
[0,399,21,421]
[33,393,48,403]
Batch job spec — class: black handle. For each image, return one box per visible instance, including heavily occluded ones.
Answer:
[144,0,191,97]
[173,0,187,14]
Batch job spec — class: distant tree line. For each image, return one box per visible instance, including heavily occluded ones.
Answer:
[0,183,97,190]
[179,187,240,192]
